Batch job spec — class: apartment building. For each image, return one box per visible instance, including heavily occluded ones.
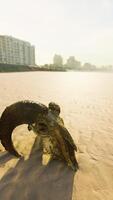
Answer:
[0,35,35,65]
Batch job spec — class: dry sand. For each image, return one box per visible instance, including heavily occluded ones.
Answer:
[0,72,113,200]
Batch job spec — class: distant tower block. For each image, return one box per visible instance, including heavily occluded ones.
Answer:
[0,35,35,66]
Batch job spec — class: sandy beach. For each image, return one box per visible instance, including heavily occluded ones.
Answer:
[0,71,113,200]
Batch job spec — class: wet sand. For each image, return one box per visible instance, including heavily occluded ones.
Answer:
[0,72,113,200]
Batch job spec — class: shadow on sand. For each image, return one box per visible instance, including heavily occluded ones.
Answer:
[0,152,15,166]
[0,137,76,200]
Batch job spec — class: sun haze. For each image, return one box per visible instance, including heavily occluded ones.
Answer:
[0,0,113,66]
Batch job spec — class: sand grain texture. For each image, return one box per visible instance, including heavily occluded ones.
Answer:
[0,72,113,200]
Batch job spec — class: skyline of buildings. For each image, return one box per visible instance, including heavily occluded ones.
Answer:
[0,35,35,66]
[0,35,112,72]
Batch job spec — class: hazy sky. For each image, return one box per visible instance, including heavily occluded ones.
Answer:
[0,0,113,66]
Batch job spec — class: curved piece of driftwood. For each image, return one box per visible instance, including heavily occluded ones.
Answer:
[0,101,48,157]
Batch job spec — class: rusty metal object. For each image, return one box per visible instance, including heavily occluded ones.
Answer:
[0,101,48,157]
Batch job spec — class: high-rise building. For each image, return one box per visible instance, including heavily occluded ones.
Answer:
[0,35,35,65]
